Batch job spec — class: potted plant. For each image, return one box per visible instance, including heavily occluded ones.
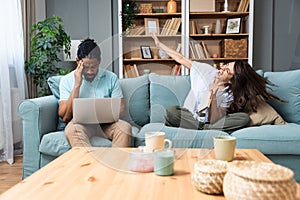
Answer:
[122,0,137,33]
[25,15,71,96]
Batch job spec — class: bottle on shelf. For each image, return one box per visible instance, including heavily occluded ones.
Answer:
[167,0,177,13]
[215,20,222,34]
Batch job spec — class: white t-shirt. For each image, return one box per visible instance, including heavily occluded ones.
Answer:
[183,61,233,122]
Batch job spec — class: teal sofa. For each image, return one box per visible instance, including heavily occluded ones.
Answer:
[18,70,300,182]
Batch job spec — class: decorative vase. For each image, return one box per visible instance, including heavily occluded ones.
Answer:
[167,0,177,13]
[223,0,229,12]
[215,20,222,34]
[203,25,210,34]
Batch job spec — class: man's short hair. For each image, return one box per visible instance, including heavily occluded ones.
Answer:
[77,38,101,60]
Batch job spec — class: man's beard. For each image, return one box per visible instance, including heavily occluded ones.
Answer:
[84,74,96,82]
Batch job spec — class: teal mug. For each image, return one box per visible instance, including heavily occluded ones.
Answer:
[154,149,174,176]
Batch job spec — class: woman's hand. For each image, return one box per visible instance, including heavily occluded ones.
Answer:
[210,79,226,94]
[151,33,160,48]
[151,33,193,69]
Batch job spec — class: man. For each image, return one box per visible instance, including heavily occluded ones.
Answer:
[58,38,131,147]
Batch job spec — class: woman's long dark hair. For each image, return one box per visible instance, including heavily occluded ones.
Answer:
[227,60,282,114]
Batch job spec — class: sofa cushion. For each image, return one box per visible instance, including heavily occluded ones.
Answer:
[136,123,229,149]
[47,76,66,130]
[39,131,116,157]
[264,69,300,124]
[255,69,264,76]
[119,75,150,127]
[149,73,190,123]
[47,75,62,99]
[232,123,300,155]
[249,101,286,126]
[39,131,71,157]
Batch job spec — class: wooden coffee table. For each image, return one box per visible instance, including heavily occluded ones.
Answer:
[1,147,300,200]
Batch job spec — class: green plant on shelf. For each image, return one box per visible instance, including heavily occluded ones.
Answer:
[122,0,137,34]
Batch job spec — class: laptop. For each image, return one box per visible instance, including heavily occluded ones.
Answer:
[72,98,121,124]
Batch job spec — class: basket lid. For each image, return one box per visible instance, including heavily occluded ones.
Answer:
[194,159,227,174]
[228,161,294,182]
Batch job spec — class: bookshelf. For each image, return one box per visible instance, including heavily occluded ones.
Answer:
[119,0,184,78]
[118,0,253,78]
[187,0,253,68]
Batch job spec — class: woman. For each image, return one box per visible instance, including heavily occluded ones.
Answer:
[152,34,282,132]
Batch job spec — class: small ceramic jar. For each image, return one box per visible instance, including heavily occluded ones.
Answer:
[128,149,154,172]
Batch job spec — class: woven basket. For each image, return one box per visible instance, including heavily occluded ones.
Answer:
[221,38,247,58]
[140,4,152,13]
[191,160,228,194]
[223,161,297,200]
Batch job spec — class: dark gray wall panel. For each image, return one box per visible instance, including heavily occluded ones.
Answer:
[253,0,273,72]
[46,0,89,39]
[88,0,113,71]
[273,0,300,71]
[46,0,113,71]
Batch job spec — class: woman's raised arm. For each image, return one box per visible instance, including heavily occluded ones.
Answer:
[152,33,192,69]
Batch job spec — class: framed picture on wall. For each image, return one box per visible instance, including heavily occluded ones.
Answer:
[225,18,241,34]
[144,18,160,35]
[140,45,153,59]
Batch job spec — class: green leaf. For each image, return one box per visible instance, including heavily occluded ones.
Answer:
[25,14,71,97]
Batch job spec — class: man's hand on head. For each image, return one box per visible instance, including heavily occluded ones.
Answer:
[74,60,83,88]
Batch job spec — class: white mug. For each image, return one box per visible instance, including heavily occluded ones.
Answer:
[214,136,236,162]
[145,132,172,151]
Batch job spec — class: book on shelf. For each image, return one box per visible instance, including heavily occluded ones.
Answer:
[164,18,174,35]
[237,0,249,12]
[195,43,205,58]
[133,64,139,77]
[161,19,171,35]
[190,41,199,58]
[237,0,244,12]
[128,26,145,35]
[161,18,181,36]
[189,41,206,58]
[243,0,250,12]
[189,42,196,59]
[199,43,206,58]
[170,64,181,76]
[200,41,211,58]
[124,64,140,78]
[189,20,197,34]
[171,18,182,36]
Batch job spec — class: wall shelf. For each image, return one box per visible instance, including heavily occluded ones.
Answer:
[118,0,253,78]
[123,58,175,62]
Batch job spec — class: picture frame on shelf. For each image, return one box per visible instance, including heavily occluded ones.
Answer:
[225,18,241,34]
[140,45,153,59]
[144,18,160,35]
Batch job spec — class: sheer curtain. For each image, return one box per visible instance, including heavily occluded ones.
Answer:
[0,0,27,164]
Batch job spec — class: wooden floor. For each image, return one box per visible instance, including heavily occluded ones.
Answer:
[0,156,23,194]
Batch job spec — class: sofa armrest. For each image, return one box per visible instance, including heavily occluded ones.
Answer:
[18,95,59,178]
